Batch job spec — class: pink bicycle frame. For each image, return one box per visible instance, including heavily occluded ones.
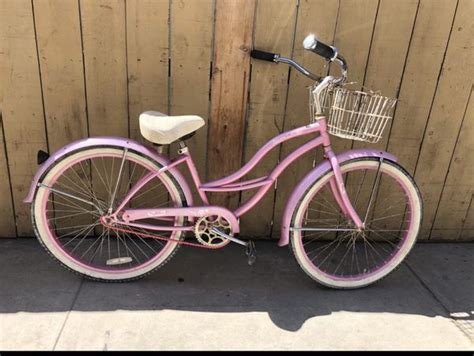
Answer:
[116,118,364,234]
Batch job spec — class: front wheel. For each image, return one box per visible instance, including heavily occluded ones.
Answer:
[290,158,422,289]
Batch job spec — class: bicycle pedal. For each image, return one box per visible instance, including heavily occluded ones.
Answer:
[245,241,257,266]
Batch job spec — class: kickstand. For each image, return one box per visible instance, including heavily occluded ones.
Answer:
[245,241,257,266]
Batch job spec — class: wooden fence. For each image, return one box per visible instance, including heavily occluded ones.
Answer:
[0,0,472,240]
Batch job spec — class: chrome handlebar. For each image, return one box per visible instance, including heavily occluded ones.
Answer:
[250,33,348,85]
[273,55,322,82]
[301,33,348,85]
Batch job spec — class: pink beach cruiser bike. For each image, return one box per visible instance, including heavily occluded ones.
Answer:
[25,34,422,289]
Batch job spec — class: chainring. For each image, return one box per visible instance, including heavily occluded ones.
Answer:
[194,215,233,248]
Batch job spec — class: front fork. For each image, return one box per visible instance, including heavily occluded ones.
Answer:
[323,145,365,230]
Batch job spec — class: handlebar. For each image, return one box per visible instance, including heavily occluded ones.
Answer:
[302,34,336,60]
[250,49,278,62]
[250,49,322,81]
[250,33,348,85]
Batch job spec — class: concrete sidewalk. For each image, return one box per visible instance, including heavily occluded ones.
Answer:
[0,239,472,350]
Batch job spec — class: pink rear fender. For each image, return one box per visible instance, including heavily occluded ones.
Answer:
[278,149,398,247]
[23,136,194,206]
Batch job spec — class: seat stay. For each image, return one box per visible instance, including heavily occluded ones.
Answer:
[112,155,189,216]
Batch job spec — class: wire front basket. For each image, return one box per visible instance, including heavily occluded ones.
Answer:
[310,84,397,143]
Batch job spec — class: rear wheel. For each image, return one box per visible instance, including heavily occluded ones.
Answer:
[32,146,187,282]
[290,158,422,289]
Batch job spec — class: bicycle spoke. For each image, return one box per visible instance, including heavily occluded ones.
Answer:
[110,148,128,210]
[315,231,352,269]
[73,161,104,209]
[40,183,102,212]
[101,156,113,199]
[55,177,96,203]
[51,199,99,216]
[88,230,108,264]
[121,230,150,260]
[48,210,97,221]
[79,229,107,260]
[114,230,140,264]
[62,223,99,248]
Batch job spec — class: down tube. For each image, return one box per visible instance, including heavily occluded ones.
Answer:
[234,135,325,217]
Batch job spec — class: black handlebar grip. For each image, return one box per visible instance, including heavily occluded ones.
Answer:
[313,41,336,60]
[250,49,277,62]
[303,35,336,60]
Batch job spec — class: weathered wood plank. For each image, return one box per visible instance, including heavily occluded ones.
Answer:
[34,0,92,233]
[0,120,16,237]
[240,0,297,237]
[0,0,48,236]
[329,0,379,154]
[207,0,256,209]
[34,0,88,151]
[81,0,128,137]
[371,0,457,238]
[384,0,457,174]
[170,0,213,179]
[271,0,340,238]
[431,86,473,240]
[413,0,474,239]
[353,0,419,152]
[127,0,169,142]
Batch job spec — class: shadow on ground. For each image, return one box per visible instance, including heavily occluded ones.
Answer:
[0,239,472,332]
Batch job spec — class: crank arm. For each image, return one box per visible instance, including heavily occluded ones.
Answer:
[210,227,257,265]
[210,227,247,246]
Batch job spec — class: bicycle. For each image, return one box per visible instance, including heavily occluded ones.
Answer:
[24,34,422,289]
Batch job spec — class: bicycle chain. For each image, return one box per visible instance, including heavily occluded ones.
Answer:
[101,221,224,250]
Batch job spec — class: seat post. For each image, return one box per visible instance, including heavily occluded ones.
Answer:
[153,143,164,154]
[177,140,188,155]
